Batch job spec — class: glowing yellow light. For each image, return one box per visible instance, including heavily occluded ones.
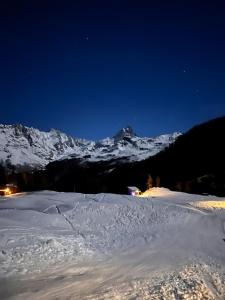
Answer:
[0,187,12,195]
[5,188,11,195]
[192,200,225,210]
[0,184,17,196]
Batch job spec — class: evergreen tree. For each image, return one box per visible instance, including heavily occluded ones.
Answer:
[156,176,161,187]
[146,174,153,189]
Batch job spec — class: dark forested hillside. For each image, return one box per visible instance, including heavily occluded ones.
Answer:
[117,116,225,195]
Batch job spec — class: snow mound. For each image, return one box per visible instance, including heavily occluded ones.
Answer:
[140,187,176,197]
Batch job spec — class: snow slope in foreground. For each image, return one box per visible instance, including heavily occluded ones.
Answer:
[0,189,225,299]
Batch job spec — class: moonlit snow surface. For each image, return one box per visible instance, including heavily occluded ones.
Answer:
[0,189,225,299]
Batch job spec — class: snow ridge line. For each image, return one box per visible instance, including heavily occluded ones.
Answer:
[84,195,99,202]
[55,205,75,231]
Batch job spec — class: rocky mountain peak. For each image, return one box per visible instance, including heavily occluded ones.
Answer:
[113,126,137,141]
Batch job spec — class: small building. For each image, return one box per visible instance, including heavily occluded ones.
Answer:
[127,186,141,196]
[0,184,18,196]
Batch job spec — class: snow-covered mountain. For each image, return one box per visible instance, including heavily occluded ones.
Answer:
[0,124,181,170]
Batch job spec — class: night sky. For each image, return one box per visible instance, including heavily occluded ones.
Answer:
[1,0,225,140]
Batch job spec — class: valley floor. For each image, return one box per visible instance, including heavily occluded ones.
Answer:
[0,188,225,299]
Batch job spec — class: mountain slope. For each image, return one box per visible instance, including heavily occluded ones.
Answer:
[0,124,180,170]
[0,124,92,170]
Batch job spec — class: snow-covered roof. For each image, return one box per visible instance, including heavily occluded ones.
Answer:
[127,186,141,191]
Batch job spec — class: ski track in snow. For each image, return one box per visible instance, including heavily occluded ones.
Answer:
[0,188,225,299]
[55,205,76,232]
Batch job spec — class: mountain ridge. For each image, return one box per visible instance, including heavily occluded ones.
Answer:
[0,123,181,170]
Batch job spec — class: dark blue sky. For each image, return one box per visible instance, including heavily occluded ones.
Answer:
[1,0,225,140]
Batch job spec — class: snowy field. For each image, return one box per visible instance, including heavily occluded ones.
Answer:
[0,188,225,299]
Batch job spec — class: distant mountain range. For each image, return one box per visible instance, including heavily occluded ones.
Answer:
[1,116,224,196]
[0,124,180,171]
